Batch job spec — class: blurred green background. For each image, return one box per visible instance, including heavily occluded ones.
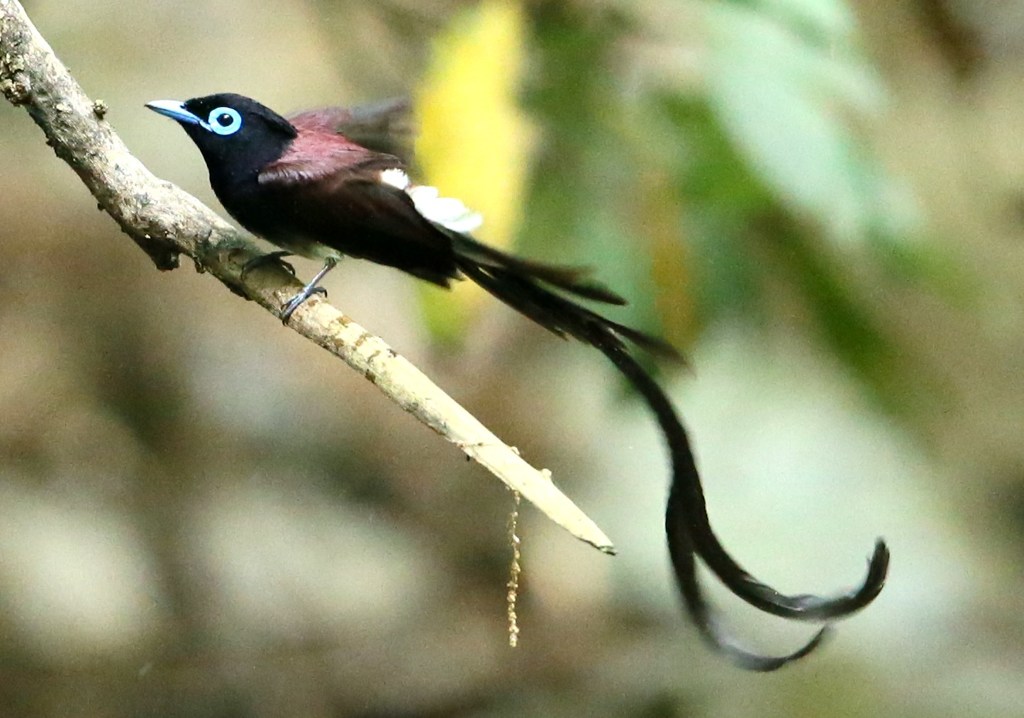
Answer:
[2,0,1023,715]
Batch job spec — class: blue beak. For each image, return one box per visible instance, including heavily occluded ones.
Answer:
[145,100,202,126]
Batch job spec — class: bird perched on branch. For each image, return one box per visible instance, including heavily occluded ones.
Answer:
[148,93,889,671]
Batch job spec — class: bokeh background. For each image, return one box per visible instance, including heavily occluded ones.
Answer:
[2,0,1023,715]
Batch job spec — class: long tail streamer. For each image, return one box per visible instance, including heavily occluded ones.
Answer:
[451,238,889,670]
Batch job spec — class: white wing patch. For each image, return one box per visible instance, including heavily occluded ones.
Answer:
[380,168,411,190]
[378,169,483,234]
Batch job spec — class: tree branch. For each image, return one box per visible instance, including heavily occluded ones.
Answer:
[0,0,615,553]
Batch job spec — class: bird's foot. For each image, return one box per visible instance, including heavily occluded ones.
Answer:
[277,257,340,324]
[280,285,328,324]
[241,250,295,280]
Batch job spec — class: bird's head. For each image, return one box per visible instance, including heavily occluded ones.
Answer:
[146,93,297,181]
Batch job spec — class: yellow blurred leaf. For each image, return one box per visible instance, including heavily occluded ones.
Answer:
[415,0,535,344]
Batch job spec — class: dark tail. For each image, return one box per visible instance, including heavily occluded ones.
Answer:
[452,236,889,671]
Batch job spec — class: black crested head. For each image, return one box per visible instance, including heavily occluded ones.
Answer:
[147,93,297,191]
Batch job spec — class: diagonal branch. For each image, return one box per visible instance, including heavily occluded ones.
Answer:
[0,0,615,554]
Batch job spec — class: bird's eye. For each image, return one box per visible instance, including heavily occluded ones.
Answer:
[207,107,242,136]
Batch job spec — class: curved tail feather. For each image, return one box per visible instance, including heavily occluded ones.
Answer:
[453,245,888,670]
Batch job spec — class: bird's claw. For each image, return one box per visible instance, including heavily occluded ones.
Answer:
[280,286,328,324]
[241,250,296,280]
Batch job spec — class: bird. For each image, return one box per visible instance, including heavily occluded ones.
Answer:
[147,92,890,670]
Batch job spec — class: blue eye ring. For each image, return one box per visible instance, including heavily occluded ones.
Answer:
[207,107,242,136]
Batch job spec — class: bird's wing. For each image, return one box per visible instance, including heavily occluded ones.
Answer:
[258,141,459,283]
[259,130,397,183]
[261,133,480,236]
[288,98,414,163]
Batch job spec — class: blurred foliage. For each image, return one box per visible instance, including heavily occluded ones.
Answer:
[501,0,944,412]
